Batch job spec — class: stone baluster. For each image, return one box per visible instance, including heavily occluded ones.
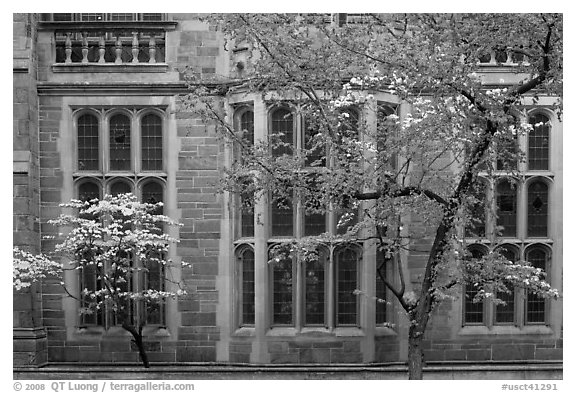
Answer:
[148,33,156,64]
[81,32,89,64]
[489,49,497,64]
[506,48,513,64]
[131,32,139,63]
[114,33,123,64]
[98,33,106,63]
[64,33,72,64]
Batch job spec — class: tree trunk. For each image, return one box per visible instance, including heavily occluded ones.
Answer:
[122,324,150,368]
[407,327,424,380]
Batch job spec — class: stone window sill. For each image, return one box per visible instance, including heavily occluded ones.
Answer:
[265,327,365,337]
[459,325,554,336]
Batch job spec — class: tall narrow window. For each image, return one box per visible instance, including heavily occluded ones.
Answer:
[496,135,518,171]
[303,177,326,236]
[464,247,486,324]
[528,114,550,170]
[142,181,164,215]
[495,246,517,324]
[271,108,294,157]
[145,250,165,325]
[304,249,327,325]
[335,246,359,326]
[375,250,389,325]
[78,114,99,171]
[141,114,163,171]
[238,247,255,326]
[80,263,103,326]
[240,110,254,145]
[377,104,398,172]
[110,181,132,196]
[240,191,254,238]
[271,255,294,325]
[466,181,487,238]
[304,115,325,167]
[527,181,548,237]
[109,114,131,171]
[525,247,547,324]
[496,181,517,237]
[271,196,294,237]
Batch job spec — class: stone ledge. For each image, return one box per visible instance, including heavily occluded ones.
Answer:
[13,361,562,380]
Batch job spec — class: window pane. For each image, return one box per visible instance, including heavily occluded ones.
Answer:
[377,105,397,172]
[526,248,547,324]
[142,13,163,21]
[375,250,388,325]
[496,135,518,171]
[305,250,326,325]
[110,181,132,196]
[53,13,73,21]
[304,213,326,236]
[80,264,103,326]
[496,181,517,237]
[141,114,163,171]
[528,114,550,170]
[240,110,254,145]
[304,116,325,167]
[79,182,100,203]
[527,181,548,237]
[465,182,486,237]
[78,114,99,171]
[271,108,294,157]
[464,248,485,324]
[110,114,131,171]
[142,181,163,215]
[240,248,255,325]
[336,247,359,325]
[495,247,517,324]
[271,197,294,237]
[108,13,134,21]
[80,13,104,21]
[272,256,293,325]
[145,251,165,325]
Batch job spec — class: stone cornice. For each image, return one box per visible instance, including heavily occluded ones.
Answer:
[37,82,190,96]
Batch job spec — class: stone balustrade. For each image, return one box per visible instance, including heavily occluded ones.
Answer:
[54,30,165,64]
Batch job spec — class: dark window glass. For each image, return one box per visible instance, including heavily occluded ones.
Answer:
[80,263,103,326]
[528,114,550,170]
[78,114,99,171]
[80,13,104,21]
[141,114,163,171]
[240,110,254,145]
[496,181,517,237]
[304,212,326,236]
[375,250,389,325]
[496,135,518,171]
[271,196,294,237]
[305,249,326,325]
[53,13,73,21]
[336,247,359,325]
[339,109,359,139]
[79,182,100,203]
[110,181,132,196]
[336,209,358,235]
[272,255,293,325]
[495,247,517,324]
[141,13,163,21]
[377,105,397,172]
[527,181,548,237]
[113,250,133,326]
[241,192,254,238]
[271,108,294,157]
[142,181,163,215]
[109,114,131,171]
[464,248,485,324]
[239,248,255,325]
[108,13,134,21]
[525,248,547,324]
[466,182,486,237]
[304,116,325,167]
[145,251,165,325]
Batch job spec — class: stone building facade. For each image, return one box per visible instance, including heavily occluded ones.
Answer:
[13,13,562,369]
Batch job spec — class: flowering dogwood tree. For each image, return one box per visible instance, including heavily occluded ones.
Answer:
[14,194,185,368]
[183,13,562,379]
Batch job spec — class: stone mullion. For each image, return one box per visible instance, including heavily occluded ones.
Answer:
[251,96,270,362]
